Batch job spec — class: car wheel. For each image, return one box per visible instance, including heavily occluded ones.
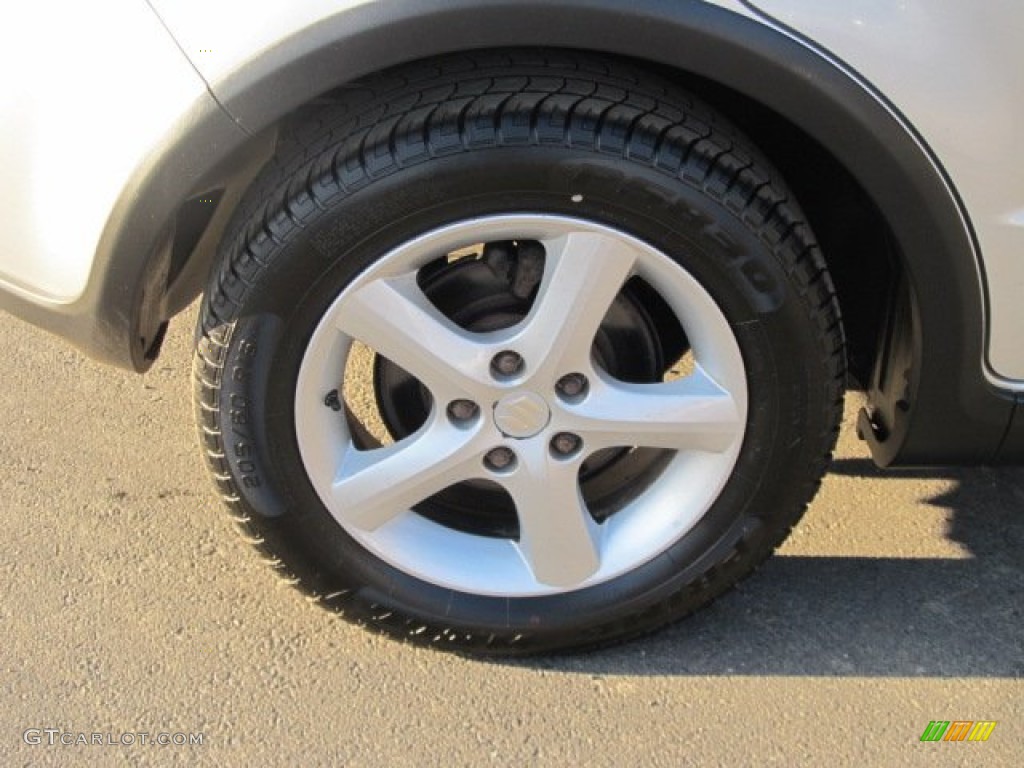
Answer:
[194,52,845,654]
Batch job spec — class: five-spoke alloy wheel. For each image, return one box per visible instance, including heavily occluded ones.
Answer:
[295,215,748,596]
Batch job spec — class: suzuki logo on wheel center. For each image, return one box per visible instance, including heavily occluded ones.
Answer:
[493,392,551,438]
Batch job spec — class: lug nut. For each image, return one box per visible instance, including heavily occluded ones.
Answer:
[550,432,583,457]
[323,389,342,412]
[447,399,479,423]
[556,373,588,399]
[491,350,524,378]
[484,446,517,471]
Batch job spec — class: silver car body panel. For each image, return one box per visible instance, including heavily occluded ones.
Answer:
[743,0,1024,381]
[0,0,210,303]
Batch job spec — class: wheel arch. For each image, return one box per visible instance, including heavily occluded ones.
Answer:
[109,0,1018,462]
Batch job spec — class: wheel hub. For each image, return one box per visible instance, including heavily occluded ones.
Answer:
[493,392,551,438]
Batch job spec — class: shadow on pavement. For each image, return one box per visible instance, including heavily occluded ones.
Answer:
[519,459,1024,678]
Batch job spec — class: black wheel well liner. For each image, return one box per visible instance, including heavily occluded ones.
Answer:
[99,0,1019,463]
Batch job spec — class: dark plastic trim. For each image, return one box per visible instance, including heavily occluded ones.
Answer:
[996,398,1024,462]
[1,0,1017,463]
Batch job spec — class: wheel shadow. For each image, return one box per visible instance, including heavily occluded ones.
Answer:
[518,459,1024,677]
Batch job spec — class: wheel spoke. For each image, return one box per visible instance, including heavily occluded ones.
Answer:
[563,367,743,453]
[333,274,491,400]
[516,232,636,377]
[501,444,601,587]
[331,421,482,531]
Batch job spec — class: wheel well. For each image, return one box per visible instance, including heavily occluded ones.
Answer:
[660,70,897,388]
[169,48,898,386]
[132,0,1010,463]
[234,49,898,388]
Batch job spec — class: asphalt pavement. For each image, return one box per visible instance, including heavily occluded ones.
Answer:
[1,306,1021,766]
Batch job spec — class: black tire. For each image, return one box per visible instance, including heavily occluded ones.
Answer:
[194,51,845,655]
